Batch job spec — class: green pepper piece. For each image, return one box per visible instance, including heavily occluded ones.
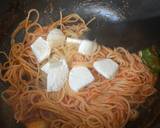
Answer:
[141,48,160,74]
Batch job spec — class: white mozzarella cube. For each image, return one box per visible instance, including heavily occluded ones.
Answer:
[31,37,50,63]
[41,62,50,74]
[78,40,97,55]
[69,66,95,92]
[47,28,66,48]
[47,59,69,92]
[66,37,81,44]
[93,59,119,80]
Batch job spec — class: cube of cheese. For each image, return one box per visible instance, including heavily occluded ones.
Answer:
[69,66,95,92]
[47,28,66,48]
[66,37,81,44]
[93,59,119,80]
[31,37,50,63]
[47,59,69,92]
[78,40,97,55]
[41,62,49,74]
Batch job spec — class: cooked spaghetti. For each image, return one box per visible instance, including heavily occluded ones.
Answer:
[0,9,157,128]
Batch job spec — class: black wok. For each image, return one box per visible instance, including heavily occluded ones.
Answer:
[0,0,160,128]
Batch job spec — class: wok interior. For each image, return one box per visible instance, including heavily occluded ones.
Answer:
[0,0,160,128]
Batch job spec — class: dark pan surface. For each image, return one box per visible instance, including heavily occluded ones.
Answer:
[0,0,160,128]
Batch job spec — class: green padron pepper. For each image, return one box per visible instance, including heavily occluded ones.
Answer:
[141,47,160,74]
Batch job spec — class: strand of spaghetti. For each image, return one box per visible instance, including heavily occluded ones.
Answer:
[25,9,39,28]
[0,51,9,59]
[86,16,96,26]
[60,11,65,30]
[26,22,43,34]
[38,104,81,124]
